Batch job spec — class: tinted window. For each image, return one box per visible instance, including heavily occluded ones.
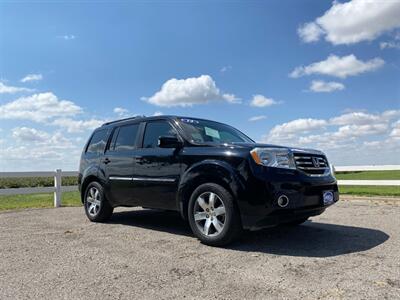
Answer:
[143,121,176,148]
[114,124,139,151]
[87,130,108,154]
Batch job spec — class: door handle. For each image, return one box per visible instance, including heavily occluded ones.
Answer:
[102,157,111,164]
[134,156,144,164]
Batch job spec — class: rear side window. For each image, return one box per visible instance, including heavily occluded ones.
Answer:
[143,121,176,148]
[86,129,108,154]
[114,124,139,151]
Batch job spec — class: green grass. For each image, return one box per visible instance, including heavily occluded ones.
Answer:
[1,171,399,211]
[0,191,81,211]
[0,176,78,189]
[336,170,400,180]
[339,185,400,197]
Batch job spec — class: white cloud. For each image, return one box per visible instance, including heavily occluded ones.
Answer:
[330,112,379,126]
[0,82,33,94]
[332,123,388,140]
[0,92,82,122]
[298,0,400,45]
[382,110,400,120]
[267,118,327,142]
[290,54,384,79]
[113,107,129,117]
[58,35,76,40]
[20,74,43,83]
[12,127,49,142]
[0,129,80,171]
[330,110,400,126]
[220,65,232,73]
[249,115,267,122]
[142,75,240,107]
[52,118,104,133]
[298,22,324,43]
[380,41,400,50]
[309,80,345,93]
[153,111,163,116]
[263,109,400,165]
[250,94,279,107]
[7,127,76,162]
[390,120,400,139]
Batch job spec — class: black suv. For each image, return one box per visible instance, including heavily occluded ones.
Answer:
[78,115,338,246]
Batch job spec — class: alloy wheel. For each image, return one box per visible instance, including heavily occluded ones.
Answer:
[86,187,101,217]
[193,192,226,237]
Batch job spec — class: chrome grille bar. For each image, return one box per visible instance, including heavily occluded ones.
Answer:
[293,153,329,176]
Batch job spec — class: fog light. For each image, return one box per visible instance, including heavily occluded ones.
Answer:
[277,195,289,208]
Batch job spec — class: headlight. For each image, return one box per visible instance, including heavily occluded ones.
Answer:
[329,164,336,178]
[250,147,296,169]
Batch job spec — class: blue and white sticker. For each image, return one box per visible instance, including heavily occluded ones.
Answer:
[180,118,200,124]
[323,191,334,205]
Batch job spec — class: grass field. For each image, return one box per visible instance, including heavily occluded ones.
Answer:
[339,185,399,197]
[0,186,398,211]
[0,191,81,211]
[0,171,398,211]
[335,170,400,180]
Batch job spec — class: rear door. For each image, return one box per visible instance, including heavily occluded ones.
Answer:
[132,120,182,210]
[102,123,140,206]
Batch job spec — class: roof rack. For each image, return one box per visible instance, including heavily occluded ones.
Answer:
[101,115,146,126]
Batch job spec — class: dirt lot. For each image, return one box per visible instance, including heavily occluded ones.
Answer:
[0,200,399,300]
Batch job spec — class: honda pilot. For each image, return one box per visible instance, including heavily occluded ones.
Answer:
[78,116,338,246]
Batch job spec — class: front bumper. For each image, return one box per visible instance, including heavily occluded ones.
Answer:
[238,166,339,230]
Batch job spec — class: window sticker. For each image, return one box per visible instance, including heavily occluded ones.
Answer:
[205,127,220,139]
[180,118,200,124]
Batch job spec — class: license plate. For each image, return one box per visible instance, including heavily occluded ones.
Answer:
[323,191,335,206]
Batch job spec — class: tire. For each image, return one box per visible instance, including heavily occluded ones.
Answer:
[84,181,113,222]
[283,217,309,226]
[188,183,242,246]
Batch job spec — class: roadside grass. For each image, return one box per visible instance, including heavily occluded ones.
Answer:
[0,191,81,211]
[339,186,400,197]
[1,186,398,212]
[335,170,400,180]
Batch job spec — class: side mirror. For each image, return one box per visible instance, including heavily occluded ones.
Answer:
[158,136,183,148]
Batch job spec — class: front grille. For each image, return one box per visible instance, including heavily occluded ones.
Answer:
[294,153,329,175]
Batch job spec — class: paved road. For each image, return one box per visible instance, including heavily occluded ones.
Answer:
[0,201,399,299]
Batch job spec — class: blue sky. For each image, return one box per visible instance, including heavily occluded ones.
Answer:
[0,0,399,171]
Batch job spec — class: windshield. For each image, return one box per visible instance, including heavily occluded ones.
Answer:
[178,118,254,144]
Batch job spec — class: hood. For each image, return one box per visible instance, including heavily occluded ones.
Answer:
[226,142,325,155]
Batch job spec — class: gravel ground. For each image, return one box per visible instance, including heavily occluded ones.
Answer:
[0,201,399,300]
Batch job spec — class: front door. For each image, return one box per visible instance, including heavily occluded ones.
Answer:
[103,123,140,206]
[132,120,181,210]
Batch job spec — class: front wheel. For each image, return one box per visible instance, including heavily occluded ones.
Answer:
[84,181,113,222]
[188,183,242,246]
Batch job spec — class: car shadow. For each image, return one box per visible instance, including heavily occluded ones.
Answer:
[110,208,193,237]
[110,209,389,258]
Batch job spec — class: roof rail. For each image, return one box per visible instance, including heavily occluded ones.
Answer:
[101,115,146,126]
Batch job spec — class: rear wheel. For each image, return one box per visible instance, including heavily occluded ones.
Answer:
[84,181,113,222]
[188,183,242,246]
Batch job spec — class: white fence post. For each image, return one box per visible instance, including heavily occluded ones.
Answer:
[54,169,62,207]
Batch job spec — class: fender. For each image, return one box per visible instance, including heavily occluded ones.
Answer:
[79,165,101,201]
[176,159,247,218]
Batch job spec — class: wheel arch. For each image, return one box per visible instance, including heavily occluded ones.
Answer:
[80,174,101,203]
[177,160,245,220]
